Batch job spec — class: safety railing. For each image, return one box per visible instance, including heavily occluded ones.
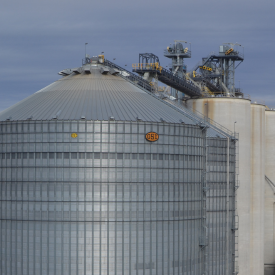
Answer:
[160,97,234,138]
[235,93,250,100]
[104,59,153,93]
[132,62,202,97]
[266,106,275,111]
[105,58,236,140]
[157,67,202,95]
[163,49,191,58]
[201,86,215,96]
[132,63,163,72]
[190,51,216,72]
[201,91,251,100]
[219,50,244,59]
[251,98,265,105]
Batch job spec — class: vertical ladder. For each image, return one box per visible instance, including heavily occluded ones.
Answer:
[233,133,239,274]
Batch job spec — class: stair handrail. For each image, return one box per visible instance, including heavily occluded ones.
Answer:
[266,175,275,193]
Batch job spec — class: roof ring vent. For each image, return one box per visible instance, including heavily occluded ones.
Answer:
[100,67,109,75]
[58,69,72,76]
[109,68,120,75]
[6,116,12,121]
[136,117,142,121]
[27,116,33,120]
[84,66,91,74]
[73,67,83,74]
[109,116,115,121]
[81,116,86,120]
[160,118,165,122]
[179,119,185,124]
[52,110,62,120]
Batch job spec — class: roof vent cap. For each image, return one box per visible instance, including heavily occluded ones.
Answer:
[84,66,91,74]
[109,68,120,75]
[100,67,109,75]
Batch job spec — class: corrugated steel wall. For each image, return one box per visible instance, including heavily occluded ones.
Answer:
[0,120,205,275]
[206,138,236,275]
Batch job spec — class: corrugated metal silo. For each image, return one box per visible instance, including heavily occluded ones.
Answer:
[205,136,236,275]
[0,64,207,275]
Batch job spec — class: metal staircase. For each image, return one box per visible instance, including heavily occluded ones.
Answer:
[191,51,217,72]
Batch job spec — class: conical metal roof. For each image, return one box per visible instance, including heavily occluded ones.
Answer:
[0,64,196,125]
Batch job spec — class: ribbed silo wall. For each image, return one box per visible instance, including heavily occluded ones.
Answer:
[264,110,275,275]
[186,97,251,275]
[0,120,205,275]
[250,104,265,275]
[206,137,236,275]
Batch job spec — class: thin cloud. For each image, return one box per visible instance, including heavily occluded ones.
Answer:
[0,0,274,110]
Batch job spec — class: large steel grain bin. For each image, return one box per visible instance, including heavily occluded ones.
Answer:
[0,60,207,275]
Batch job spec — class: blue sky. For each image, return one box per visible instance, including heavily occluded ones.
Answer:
[1,0,274,111]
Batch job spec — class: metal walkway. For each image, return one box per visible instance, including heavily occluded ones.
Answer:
[105,58,202,98]
[190,48,244,96]
[103,59,154,93]
[132,63,202,98]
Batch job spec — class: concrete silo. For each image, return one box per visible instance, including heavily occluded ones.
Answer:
[264,110,275,275]
[156,96,238,275]
[0,62,208,275]
[250,103,265,275]
[186,97,251,275]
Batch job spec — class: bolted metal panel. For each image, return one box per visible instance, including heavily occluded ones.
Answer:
[0,120,206,275]
[206,137,236,275]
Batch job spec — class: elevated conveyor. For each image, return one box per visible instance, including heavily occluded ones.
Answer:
[190,44,244,96]
[103,59,153,93]
[104,58,202,98]
[132,63,202,98]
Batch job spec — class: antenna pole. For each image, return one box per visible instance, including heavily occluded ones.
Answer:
[85,43,88,59]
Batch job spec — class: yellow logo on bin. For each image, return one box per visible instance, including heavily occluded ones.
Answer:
[71,133,78,138]
[145,132,159,142]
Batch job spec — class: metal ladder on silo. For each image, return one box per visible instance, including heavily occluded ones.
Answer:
[232,213,239,274]
[232,133,239,274]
